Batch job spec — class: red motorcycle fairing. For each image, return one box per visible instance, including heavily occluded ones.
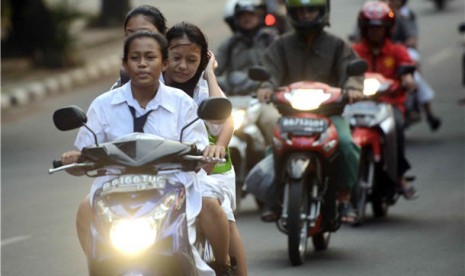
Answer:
[273,113,339,159]
[351,127,382,162]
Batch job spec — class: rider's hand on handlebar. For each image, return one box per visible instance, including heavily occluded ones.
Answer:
[201,145,225,175]
[60,150,85,176]
[203,145,226,160]
[61,150,81,165]
[257,87,273,103]
[401,74,417,92]
[347,88,364,104]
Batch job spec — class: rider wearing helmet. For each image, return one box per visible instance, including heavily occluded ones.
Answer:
[286,0,329,36]
[255,0,364,224]
[352,0,418,199]
[386,0,442,131]
[216,0,279,95]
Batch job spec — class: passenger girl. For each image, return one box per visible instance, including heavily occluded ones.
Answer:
[163,22,247,276]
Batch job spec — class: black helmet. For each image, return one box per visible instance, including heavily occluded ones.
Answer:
[233,0,266,33]
[285,0,330,35]
[234,0,263,15]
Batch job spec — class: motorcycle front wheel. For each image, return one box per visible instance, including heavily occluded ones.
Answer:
[353,148,375,225]
[287,178,309,266]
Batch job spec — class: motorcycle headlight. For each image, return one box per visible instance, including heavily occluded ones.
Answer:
[110,218,157,255]
[285,89,330,111]
[363,78,391,96]
[232,109,246,131]
[100,191,180,255]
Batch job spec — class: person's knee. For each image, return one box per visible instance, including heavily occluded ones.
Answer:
[76,196,92,256]
[200,197,224,219]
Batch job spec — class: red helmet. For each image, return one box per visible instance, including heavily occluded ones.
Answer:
[358,1,395,38]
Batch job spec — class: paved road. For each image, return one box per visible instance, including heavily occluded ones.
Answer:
[2,0,464,275]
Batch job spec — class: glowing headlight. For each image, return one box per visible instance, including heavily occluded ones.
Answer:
[103,191,181,255]
[110,218,157,255]
[363,78,381,96]
[232,109,246,131]
[285,89,330,111]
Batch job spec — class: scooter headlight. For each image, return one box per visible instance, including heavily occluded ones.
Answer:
[99,191,181,255]
[286,89,330,111]
[232,109,246,131]
[363,78,391,96]
[110,218,157,255]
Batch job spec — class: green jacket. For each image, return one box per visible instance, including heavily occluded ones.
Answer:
[260,30,363,91]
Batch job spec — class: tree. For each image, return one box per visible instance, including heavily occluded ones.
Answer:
[94,0,130,27]
[1,0,81,67]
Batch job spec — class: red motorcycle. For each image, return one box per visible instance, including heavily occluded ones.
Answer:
[249,60,367,266]
[343,68,414,224]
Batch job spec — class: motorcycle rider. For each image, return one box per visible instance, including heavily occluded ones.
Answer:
[386,0,442,131]
[255,0,364,224]
[60,31,219,275]
[352,0,418,199]
[108,8,239,275]
[224,0,290,34]
[216,0,279,96]
[162,22,246,276]
[111,5,167,89]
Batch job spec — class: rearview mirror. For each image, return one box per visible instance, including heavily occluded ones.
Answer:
[197,97,232,121]
[346,59,368,77]
[248,66,271,82]
[396,65,416,75]
[53,105,87,131]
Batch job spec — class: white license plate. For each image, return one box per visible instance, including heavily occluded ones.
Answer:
[101,174,166,195]
[279,117,328,134]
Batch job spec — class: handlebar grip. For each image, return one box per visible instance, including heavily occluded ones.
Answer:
[53,159,63,168]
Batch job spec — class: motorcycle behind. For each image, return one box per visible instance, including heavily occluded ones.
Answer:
[229,94,267,211]
[343,68,415,224]
[49,98,231,276]
[249,60,367,266]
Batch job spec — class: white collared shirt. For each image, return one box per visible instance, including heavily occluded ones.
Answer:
[75,81,208,150]
[74,81,209,214]
[160,73,225,136]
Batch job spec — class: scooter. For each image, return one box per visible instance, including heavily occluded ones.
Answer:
[229,94,266,211]
[249,59,367,266]
[343,68,414,224]
[49,98,231,276]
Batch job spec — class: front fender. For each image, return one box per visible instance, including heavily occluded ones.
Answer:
[286,154,311,179]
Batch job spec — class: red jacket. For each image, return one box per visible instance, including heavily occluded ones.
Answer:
[352,39,415,113]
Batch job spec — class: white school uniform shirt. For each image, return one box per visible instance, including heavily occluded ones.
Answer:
[160,73,225,136]
[74,81,210,217]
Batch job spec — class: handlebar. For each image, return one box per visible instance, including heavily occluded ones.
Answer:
[53,159,63,168]
[49,154,226,175]
[48,161,96,174]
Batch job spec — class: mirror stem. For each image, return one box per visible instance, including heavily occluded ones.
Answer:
[179,117,200,142]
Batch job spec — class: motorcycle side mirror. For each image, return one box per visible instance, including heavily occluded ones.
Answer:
[346,59,368,77]
[180,97,232,142]
[197,97,232,121]
[53,105,99,146]
[459,22,465,33]
[396,65,416,75]
[53,105,87,131]
[248,66,271,82]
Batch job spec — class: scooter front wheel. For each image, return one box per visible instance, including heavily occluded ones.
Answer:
[287,178,309,266]
[354,148,375,225]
